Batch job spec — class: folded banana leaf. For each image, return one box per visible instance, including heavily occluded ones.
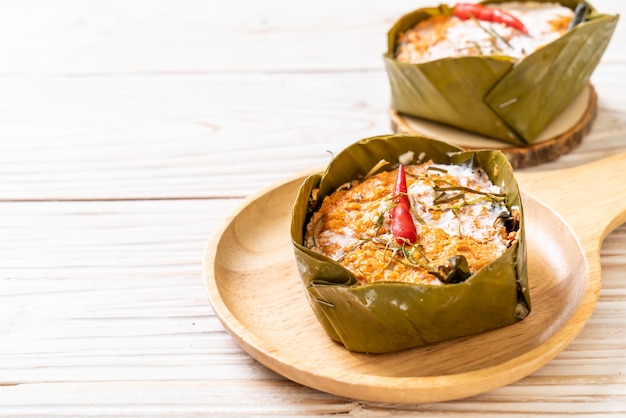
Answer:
[291,134,529,353]
[383,1,619,145]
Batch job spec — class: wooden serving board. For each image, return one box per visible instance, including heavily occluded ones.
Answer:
[203,151,626,404]
[390,85,597,169]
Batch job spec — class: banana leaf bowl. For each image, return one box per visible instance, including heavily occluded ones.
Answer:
[383,1,619,145]
[290,134,530,354]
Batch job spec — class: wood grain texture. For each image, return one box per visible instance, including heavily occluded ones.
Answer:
[1,0,626,415]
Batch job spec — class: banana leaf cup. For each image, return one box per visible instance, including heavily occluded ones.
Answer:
[383,1,619,145]
[291,134,530,354]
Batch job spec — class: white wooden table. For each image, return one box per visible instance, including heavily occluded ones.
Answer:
[1,1,625,415]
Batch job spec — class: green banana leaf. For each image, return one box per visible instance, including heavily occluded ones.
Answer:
[291,134,529,353]
[384,1,619,145]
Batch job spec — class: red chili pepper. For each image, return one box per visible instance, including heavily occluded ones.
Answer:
[454,3,529,34]
[390,165,417,245]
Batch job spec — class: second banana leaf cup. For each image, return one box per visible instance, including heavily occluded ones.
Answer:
[383,0,619,146]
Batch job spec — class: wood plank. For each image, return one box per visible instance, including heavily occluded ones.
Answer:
[0,378,624,417]
[1,69,625,200]
[0,0,411,74]
[0,0,621,75]
[0,73,391,200]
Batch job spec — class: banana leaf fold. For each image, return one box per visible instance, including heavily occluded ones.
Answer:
[291,134,529,353]
[384,1,619,145]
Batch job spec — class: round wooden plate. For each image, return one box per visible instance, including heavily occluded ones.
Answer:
[390,85,597,169]
[203,153,626,404]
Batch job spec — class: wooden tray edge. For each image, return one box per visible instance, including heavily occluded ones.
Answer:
[390,85,597,169]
